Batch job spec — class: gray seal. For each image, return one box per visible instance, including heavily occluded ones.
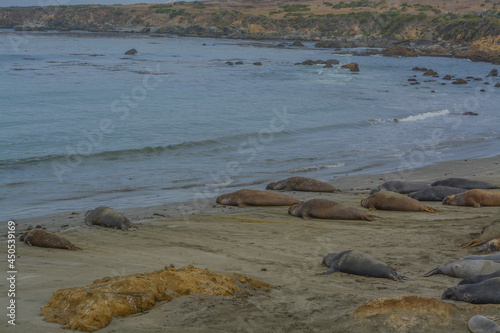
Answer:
[458,270,500,285]
[85,206,137,231]
[441,277,500,304]
[266,176,336,192]
[369,181,430,195]
[468,315,500,333]
[322,250,408,281]
[423,259,500,279]
[407,186,466,201]
[289,199,379,221]
[462,253,500,261]
[431,178,499,189]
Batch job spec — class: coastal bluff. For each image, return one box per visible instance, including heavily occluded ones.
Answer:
[1,0,500,62]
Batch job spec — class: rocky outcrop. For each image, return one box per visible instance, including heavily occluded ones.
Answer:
[124,48,137,55]
[456,36,500,64]
[452,78,468,84]
[291,41,304,47]
[341,63,359,72]
[423,69,438,76]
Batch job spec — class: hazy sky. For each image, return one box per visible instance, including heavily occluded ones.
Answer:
[0,0,192,7]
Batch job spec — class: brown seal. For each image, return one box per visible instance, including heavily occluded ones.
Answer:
[266,176,336,192]
[442,189,500,207]
[289,199,379,221]
[20,229,81,250]
[462,220,500,248]
[361,190,436,212]
[216,189,300,208]
[85,206,137,231]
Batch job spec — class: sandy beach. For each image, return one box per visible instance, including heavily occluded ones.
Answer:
[3,156,500,332]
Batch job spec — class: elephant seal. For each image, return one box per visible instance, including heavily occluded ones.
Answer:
[322,250,408,281]
[266,176,336,192]
[441,277,500,304]
[20,229,80,250]
[468,315,500,333]
[442,189,500,207]
[288,199,379,221]
[407,186,466,201]
[369,181,430,195]
[216,189,300,208]
[462,253,500,261]
[462,220,500,248]
[459,270,500,285]
[361,190,436,212]
[423,259,500,278]
[85,206,137,231]
[431,178,499,189]
[479,238,500,252]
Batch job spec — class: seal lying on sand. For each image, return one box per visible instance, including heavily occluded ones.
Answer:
[289,199,379,221]
[459,270,500,285]
[431,178,499,189]
[322,250,408,281]
[468,315,500,333]
[85,206,137,231]
[462,253,500,261]
[369,181,430,195]
[266,176,336,192]
[361,191,436,212]
[216,189,300,208]
[20,229,80,250]
[462,220,500,248]
[441,277,500,304]
[442,189,500,207]
[479,238,500,252]
[407,186,466,201]
[423,259,500,279]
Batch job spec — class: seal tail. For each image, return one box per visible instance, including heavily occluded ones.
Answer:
[423,267,441,277]
[425,206,437,213]
[364,214,380,221]
[391,272,412,281]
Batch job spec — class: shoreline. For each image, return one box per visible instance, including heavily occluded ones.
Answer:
[5,155,500,230]
[1,155,499,332]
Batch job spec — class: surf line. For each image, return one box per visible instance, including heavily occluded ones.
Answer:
[51,64,164,182]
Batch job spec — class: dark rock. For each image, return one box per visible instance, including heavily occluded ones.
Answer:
[325,59,339,65]
[410,82,420,85]
[291,41,305,47]
[124,48,137,55]
[465,76,475,79]
[341,63,359,72]
[484,82,490,85]
[324,63,333,68]
[408,78,417,82]
[441,83,446,85]
[452,78,468,84]
[495,83,500,87]
[480,89,486,92]
[315,60,326,65]
[253,62,262,66]
[443,75,452,80]
[412,67,428,72]
[463,112,478,116]
[423,69,437,76]
[226,61,234,66]
[487,69,498,77]
[474,78,483,81]
[235,61,244,65]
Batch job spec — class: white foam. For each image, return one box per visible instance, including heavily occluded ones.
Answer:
[396,109,450,123]
[290,162,346,173]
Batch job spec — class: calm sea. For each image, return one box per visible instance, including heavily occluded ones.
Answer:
[1,31,499,221]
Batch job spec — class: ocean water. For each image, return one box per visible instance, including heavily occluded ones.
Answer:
[1,31,499,221]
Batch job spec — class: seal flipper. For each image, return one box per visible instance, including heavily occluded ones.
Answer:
[325,266,338,274]
[423,267,441,277]
[302,212,311,220]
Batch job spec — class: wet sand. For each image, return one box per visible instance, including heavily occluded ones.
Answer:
[2,156,500,332]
